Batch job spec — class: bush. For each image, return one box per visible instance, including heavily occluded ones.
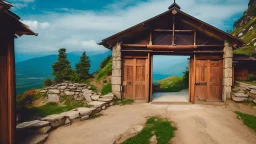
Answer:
[248,74,256,81]
[101,83,112,95]
[44,78,53,87]
[16,89,37,108]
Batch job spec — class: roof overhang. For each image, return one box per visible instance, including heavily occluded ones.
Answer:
[99,7,244,49]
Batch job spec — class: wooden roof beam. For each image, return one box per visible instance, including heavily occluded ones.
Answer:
[154,29,194,32]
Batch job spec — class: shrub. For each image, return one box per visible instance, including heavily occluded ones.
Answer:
[247,74,256,81]
[44,78,53,87]
[16,89,37,108]
[101,83,112,95]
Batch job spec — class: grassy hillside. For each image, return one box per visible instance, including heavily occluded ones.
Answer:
[157,76,186,92]
[232,0,256,56]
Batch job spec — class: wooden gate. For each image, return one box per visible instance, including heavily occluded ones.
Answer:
[123,56,148,101]
[195,58,223,102]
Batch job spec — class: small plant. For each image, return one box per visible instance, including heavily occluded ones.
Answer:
[113,99,134,106]
[44,78,53,87]
[101,83,112,95]
[247,74,256,81]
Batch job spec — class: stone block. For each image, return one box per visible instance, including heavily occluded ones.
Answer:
[48,94,59,102]
[112,56,122,61]
[48,89,60,94]
[61,111,80,121]
[112,77,122,85]
[112,60,122,69]
[112,85,121,92]
[76,107,94,116]
[223,78,232,86]
[223,68,232,78]
[113,91,121,99]
[224,58,232,68]
[112,69,122,77]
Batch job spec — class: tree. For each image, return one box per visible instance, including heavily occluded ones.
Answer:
[44,78,53,87]
[52,48,73,83]
[75,51,91,82]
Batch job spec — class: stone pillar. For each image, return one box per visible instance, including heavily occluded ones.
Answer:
[112,43,122,99]
[222,41,233,101]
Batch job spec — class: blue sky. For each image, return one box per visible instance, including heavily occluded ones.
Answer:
[8,0,249,62]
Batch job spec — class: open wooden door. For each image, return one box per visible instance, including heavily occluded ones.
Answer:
[123,56,148,101]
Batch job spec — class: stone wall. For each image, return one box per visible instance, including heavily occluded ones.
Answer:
[223,41,233,101]
[41,82,102,103]
[112,43,122,99]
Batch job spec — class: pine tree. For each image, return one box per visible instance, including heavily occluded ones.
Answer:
[52,48,73,83]
[76,51,91,82]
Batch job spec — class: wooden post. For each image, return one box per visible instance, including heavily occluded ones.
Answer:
[149,32,152,45]
[194,29,197,45]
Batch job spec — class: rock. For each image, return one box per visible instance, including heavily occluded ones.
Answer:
[40,90,47,93]
[61,111,80,121]
[102,105,106,110]
[232,95,248,102]
[98,98,112,103]
[249,26,254,31]
[38,126,51,134]
[87,86,91,89]
[76,107,94,116]
[89,101,106,108]
[253,99,256,104]
[250,90,256,95]
[21,134,49,144]
[47,94,59,102]
[48,89,60,94]
[41,114,66,128]
[102,93,115,99]
[233,93,248,98]
[80,115,89,121]
[75,97,84,101]
[248,85,256,90]
[16,120,40,129]
[32,121,50,128]
[254,42,256,47]
[65,118,71,125]
[91,95,100,101]
[82,89,93,102]
[238,32,243,37]
[149,135,157,144]
[64,90,75,96]
[251,38,256,43]
[58,86,67,90]
[68,86,76,90]
[129,125,143,134]
[232,88,240,93]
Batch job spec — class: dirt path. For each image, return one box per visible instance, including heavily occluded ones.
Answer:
[46,104,256,144]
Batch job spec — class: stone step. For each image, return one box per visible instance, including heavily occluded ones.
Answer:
[232,95,248,102]
[88,101,107,108]
[233,93,249,98]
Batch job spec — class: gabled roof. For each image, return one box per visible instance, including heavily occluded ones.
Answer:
[1,0,38,36]
[99,4,243,48]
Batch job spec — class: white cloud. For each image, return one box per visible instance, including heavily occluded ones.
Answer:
[15,0,249,53]
[21,20,50,30]
[11,0,35,9]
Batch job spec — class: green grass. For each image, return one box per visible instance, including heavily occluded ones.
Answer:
[113,99,134,106]
[101,83,112,95]
[123,116,176,144]
[88,113,103,119]
[96,57,112,81]
[158,76,186,92]
[241,81,256,86]
[19,95,90,121]
[236,112,256,132]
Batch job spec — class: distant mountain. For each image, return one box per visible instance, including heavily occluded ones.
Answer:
[232,0,256,56]
[16,51,111,95]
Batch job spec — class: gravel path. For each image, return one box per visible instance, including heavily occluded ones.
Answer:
[46,103,256,144]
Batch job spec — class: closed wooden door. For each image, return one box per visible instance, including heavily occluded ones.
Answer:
[123,57,148,100]
[195,60,208,101]
[195,59,222,101]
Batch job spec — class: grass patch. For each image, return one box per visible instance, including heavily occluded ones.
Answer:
[236,112,256,132]
[123,116,176,144]
[101,83,112,95]
[88,113,103,119]
[113,99,134,106]
[158,76,186,92]
[96,57,112,81]
[241,81,256,86]
[233,45,255,56]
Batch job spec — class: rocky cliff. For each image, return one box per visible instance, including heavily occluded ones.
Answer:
[232,0,256,56]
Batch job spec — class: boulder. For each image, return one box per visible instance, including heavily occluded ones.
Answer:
[64,90,75,96]
[82,89,92,102]
[91,95,100,101]
[61,111,80,121]
[48,89,60,94]
[80,115,89,121]
[41,114,66,128]
[38,126,51,134]
[76,107,94,116]
[89,101,106,108]
[65,118,71,125]
[20,134,49,144]
[47,94,59,102]
[149,135,157,144]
